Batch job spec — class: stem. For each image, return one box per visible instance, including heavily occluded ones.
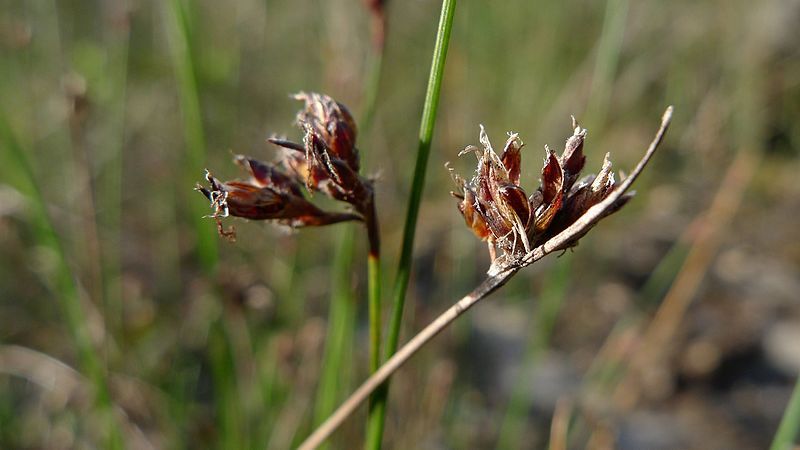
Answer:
[360,12,387,442]
[314,229,357,435]
[366,198,382,374]
[164,0,218,272]
[389,0,457,356]
[359,0,388,379]
[770,374,800,450]
[364,195,383,447]
[367,1,457,448]
[300,266,518,450]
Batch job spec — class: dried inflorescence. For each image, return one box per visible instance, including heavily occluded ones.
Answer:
[451,118,632,262]
[196,93,375,239]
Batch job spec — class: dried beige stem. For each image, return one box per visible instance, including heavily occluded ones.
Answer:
[549,397,573,450]
[298,107,673,450]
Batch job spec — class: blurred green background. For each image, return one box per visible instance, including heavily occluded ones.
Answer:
[1,0,799,448]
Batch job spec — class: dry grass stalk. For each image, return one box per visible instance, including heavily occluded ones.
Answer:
[549,397,573,450]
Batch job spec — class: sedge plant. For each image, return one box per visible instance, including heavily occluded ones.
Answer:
[197,99,673,450]
[196,1,673,447]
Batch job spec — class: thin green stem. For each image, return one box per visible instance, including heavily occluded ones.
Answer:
[368,254,382,371]
[209,319,245,450]
[361,15,387,379]
[388,0,456,358]
[314,7,387,442]
[365,200,383,447]
[164,0,218,272]
[366,1,457,448]
[770,374,800,450]
[314,11,389,438]
[365,249,383,443]
[360,12,389,439]
[366,200,382,374]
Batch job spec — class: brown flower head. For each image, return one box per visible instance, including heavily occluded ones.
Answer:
[269,92,373,211]
[452,118,632,261]
[197,93,374,239]
[293,92,359,171]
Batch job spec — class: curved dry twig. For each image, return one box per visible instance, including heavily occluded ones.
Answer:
[298,106,673,450]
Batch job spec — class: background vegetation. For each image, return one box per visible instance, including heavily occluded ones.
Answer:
[1,0,798,448]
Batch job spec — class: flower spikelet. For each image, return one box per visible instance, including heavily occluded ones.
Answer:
[196,93,374,238]
[451,118,632,261]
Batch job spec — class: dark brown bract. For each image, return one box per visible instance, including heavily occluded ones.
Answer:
[451,118,632,261]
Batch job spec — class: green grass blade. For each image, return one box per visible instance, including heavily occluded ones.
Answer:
[386,0,457,356]
[587,0,629,125]
[366,1,458,448]
[163,4,247,449]
[770,374,800,450]
[361,24,387,381]
[313,228,357,448]
[209,319,246,450]
[163,0,218,272]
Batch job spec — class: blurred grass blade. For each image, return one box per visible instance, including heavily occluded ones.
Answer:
[770,374,800,450]
[97,21,131,353]
[163,3,246,449]
[314,228,357,446]
[587,0,629,125]
[0,112,124,449]
[359,49,384,134]
[367,1,458,448]
[209,319,247,449]
[163,0,218,271]
[361,3,388,392]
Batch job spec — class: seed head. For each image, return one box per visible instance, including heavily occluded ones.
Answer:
[451,118,632,261]
[196,93,374,238]
[269,92,373,211]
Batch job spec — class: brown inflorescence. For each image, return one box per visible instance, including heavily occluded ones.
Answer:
[196,93,375,239]
[451,117,632,261]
